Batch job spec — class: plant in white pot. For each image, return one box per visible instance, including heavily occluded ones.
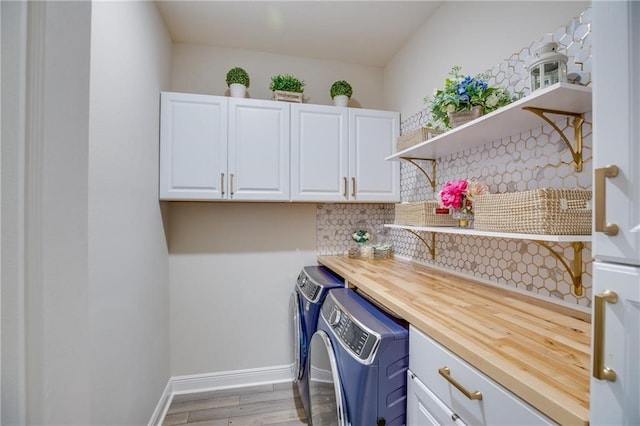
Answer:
[330,80,353,107]
[226,67,250,98]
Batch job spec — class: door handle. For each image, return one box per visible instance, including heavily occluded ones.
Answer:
[343,177,348,198]
[221,173,225,197]
[594,165,619,236]
[351,177,356,198]
[438,367,483,400]
[230,173,234,197]
[592,290,618,382]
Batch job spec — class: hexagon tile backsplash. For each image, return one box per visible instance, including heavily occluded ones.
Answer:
[317,8,593,307]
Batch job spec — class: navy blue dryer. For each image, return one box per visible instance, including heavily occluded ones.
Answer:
[308,288,409,426]
[289,266,344,420]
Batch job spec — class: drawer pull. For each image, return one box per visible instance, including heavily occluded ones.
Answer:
[438,367,483,400]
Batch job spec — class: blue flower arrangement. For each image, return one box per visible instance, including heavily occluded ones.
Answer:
[426,66,515,129]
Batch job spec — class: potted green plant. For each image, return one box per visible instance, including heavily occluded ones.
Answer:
[269,74,305,102]
[425,66,514,129]
[330,80,353,107]
[226,67,250,98]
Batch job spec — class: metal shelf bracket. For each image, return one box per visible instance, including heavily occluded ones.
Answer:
[532,241,585,296]
[403,229,436,260]
[522,106,585,172]
[400,157,437,192]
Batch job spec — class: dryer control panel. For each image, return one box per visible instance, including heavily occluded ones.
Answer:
[321,293,381,364]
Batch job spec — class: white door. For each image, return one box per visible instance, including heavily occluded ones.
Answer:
[349,108,400,202]
[159,92,227,200]
[592,0,640,265]
[590,262,640,426]
[290,104,349,201]
[228,98,290,201]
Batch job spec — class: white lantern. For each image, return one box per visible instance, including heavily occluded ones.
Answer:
[528,42,568,92]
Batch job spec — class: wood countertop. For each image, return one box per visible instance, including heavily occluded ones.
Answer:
[317,255,591,426]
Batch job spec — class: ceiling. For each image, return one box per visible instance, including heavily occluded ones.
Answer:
[155,1,445,68]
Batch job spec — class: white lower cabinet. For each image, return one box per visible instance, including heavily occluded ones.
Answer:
[407,326,554,426]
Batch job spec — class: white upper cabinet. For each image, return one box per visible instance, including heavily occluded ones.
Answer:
[290,104,349,201]
[290,104,400,202]
[228,98,290,201]
[160,92,227,200]
[349,108,400,202]
[161,92,398,202]
[592,0,640,265]
[160,93,290,201]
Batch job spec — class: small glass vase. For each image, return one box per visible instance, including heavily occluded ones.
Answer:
[451,209,474,228]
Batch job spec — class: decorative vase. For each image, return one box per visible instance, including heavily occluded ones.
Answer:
[451,197,474,228]
[229,83,247,98]
[333,95,349,107]
[448,105,483,128]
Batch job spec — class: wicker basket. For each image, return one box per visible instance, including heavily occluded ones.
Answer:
[273,90,303,103]
[396,127,443,152]
[473,189,592,235]
[394,202,459,227]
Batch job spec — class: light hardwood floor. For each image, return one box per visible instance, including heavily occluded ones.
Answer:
[162,382,308,426]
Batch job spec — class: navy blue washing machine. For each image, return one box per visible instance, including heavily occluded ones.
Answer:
[289,266,345,421]
[308,288,409,426]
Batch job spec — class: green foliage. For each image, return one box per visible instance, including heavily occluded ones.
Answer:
[226,67,250,87]
[269,74,305,93]
[330,80,353,98]
[425,66,514,129]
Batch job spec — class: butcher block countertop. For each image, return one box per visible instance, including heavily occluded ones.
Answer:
[317,255,591,426]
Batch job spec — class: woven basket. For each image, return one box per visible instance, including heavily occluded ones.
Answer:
[448,105,483,128]
[394,202,459,227]
[396,127,443,152]
[473,189,592,235]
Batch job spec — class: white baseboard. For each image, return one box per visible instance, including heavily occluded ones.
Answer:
[148,364,292,426]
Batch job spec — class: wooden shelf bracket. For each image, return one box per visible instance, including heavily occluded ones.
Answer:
[403,229,436,260]
[522,106,585,172]
[531,241,585,296]
[400,157,436,192]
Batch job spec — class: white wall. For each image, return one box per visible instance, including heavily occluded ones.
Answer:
[385,1,591,118]
[168,202,317,375]
[171,43,386,109]
[88,2,172,424]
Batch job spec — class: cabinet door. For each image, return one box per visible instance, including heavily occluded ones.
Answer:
[159,92,227,200]
[592,0,640,265]
[407,371,464,426]
[228,98,290,201]
[349,109,400,202]
[590,262,640,426]
[290,104,349,201]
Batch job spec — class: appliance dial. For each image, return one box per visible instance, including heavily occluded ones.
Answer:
[329,309,341,327]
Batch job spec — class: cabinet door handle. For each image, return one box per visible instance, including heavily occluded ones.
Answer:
[595,164,619,236]
[593,290,618,382]
[343,177,348,198]
[221,173,225,197]
[230,173,234,197]
[351,177,356,198]
[438,367,483,400]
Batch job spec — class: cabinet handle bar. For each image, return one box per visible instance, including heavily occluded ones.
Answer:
[438,367,483,400]
[593,290,618,382]
[594,165,619,236]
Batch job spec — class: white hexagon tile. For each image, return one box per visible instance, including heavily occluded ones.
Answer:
[317,7,593,307]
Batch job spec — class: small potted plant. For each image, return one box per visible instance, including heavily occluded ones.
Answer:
[425,66,514,129]
[269,74,305,102]
[330,80,353,107]
[226,67,250,98]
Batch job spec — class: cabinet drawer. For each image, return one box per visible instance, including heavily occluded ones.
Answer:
[407,370,466,426]
[409,326,555,425]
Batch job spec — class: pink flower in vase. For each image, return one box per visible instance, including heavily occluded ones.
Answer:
[439,180,469,210]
